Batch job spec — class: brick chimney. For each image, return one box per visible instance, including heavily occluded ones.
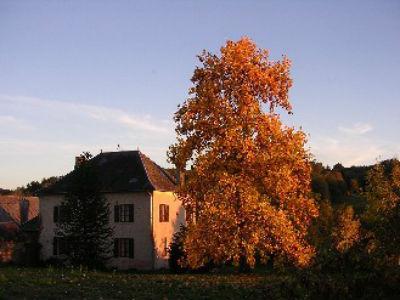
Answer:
[74,155,86,169]
[19,198,29,224]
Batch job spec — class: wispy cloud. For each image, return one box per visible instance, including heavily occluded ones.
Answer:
[0,94,176,188]
[309,136,383,166]
[309,122,398,167]
[338,122,373,135]
[0,94,171,133]
[1,94,398,188]
[0,115,34,131]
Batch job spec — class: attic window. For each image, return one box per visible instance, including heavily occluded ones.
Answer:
[98,158,108,165]
[129,178,138,183]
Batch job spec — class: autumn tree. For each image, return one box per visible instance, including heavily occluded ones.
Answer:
[364,159,400,267]
[332,206,361,254]
[168,37,318,269]
[308,199,334,252]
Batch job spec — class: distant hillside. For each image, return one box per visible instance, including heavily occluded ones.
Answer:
[311,159,398,213]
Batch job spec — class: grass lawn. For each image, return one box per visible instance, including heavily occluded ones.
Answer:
[0,267,287,300]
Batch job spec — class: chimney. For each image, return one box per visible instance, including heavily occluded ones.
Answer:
[74,156,86,169]
[19,198,29,224]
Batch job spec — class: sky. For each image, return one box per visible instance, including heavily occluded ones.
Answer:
[0,0,399,189]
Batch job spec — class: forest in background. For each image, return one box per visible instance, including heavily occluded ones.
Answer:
[1,159,381,207]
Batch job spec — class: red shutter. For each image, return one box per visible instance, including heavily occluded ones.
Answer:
[166,205,169,222]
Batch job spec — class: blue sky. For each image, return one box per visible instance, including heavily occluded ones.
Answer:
[1,0,399,189]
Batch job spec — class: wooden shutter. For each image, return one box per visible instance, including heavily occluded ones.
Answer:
[129,204,134,222]
[165,205,169,222]
[129,239,134,258]
[159,204,163,222]
[114,238,119,257]
[59,206,65,222]
[53,206,59,223]
[114,205,119,222]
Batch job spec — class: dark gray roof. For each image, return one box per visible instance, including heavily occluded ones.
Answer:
[41,151,177,194]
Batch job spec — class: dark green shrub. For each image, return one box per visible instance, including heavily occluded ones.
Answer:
[168,225,188,273]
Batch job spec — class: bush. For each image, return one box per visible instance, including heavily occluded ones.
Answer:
[168,225,188,273]
[277,267,400,300]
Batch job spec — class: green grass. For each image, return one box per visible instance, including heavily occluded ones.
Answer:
[3,266,396,299]
[0,267,286,300]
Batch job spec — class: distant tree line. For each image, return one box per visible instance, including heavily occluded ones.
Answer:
[1,177,60,196]
[311,161,370,206]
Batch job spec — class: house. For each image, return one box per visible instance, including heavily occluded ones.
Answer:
[0,195,39,263]
[39,150,185,270]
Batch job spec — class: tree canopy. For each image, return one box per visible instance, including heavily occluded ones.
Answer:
[169,37,318,269]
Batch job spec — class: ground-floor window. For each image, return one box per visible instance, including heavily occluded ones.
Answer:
[53,237,68,256]
[114,238,134,258]
[162,237,169,257]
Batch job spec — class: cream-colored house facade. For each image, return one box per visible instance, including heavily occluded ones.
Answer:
[39,151,185,270]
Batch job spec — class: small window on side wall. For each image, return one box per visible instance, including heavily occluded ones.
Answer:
[159,204,169,222]
[162,237,168,257]
[53,206,65,223]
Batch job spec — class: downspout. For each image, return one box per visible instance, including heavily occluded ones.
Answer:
[148,191,155,270]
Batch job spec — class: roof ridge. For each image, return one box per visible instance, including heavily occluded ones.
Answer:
[139,151,177,190]
[138,151,156,190]
[0,206,19,225]
[100,150,140,154]
[158,167,178,185]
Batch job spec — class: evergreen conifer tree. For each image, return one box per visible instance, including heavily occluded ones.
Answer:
[56,152,113,268]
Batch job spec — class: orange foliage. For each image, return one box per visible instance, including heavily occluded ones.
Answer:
[169,37,318,268]
[332,206,361,253]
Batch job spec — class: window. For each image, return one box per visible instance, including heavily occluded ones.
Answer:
[114,238,134,258]
[159,204,169,222]
[53,237,68,256]
[53,206,65,223]
[114,204,134,222]
[162,237,168,257]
